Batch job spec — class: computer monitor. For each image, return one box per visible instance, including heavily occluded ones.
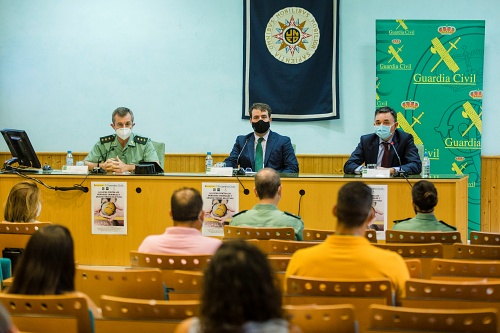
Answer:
[1,129,41,169]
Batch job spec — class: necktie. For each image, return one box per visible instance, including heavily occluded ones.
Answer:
[382,142,390,168]
[255,138,264,172]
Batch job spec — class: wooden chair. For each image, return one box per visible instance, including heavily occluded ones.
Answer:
[367,304,498,333]
[452,243,500,260]
[168,270,203,301]
[283,304,358,333]
[374,243,443,279]
[0,222,50,250]
[386,230,461,258]
[284,276,392,333]
[403,278,500,312]
[129,251,211,287]
[431,258,500,281]
[223,225,296,253]
[470,231,500,246]
[404,258,423,279]
[302,228,377,243]
[268,239,318,255]
[75,266,165,305]
[0,293,93,333]
[96,295,199,333]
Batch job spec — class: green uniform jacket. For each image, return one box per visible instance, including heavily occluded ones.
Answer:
[230,203,304,240]
[84,133,158,165]
[392,213,456,232]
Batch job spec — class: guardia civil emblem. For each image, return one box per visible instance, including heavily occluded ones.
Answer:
[265,7,320,64]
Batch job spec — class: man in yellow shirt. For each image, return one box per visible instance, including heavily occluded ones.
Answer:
[285,182,410,304]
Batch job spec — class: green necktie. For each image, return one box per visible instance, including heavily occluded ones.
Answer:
[255,137,264,172]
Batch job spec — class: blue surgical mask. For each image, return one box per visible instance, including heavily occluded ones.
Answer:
[374,124,392,140]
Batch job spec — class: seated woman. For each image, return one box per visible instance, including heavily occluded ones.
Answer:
[7,224,101,319]
[3,181,43,223]
[174,240,300,333]
[392,180,456,231]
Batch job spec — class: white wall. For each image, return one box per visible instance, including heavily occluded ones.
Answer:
[0,0,498,155]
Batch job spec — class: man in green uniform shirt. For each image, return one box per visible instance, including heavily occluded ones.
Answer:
[230,168,304,240]
[84,107,159,173]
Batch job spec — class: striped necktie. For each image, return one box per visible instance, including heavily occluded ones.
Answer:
[255,137,264,172]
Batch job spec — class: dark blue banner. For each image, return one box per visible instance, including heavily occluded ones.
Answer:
[243,1,340,121]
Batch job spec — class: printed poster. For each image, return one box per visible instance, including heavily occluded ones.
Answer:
[91,182,127,235]
[369,184,388,240]
[201,183,239,236]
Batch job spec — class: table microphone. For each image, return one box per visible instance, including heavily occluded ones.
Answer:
[297,189,306,217]
[390,142,412,188]
[236,137,251,174]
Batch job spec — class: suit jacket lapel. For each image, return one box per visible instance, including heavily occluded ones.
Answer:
[368,135,379,164]
[247,134,256,170]
[264,131,275,165]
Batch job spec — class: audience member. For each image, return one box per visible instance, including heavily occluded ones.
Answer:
[230,168,304,240]
[285,182,410,304]
[7,224,100,318]
[3,181,42,223]
[343,106,421,175]
[138,187,222,254]
[224,102,299,173]
[174,240,301,333]
[393,180,456,231]
[84,107,159,173]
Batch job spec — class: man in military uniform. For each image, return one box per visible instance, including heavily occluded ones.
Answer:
[84,107,159,173]
[230,168,304,240]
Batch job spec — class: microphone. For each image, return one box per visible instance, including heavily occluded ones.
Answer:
[297,189,306,217]
[93,146,115,174]
[390,142,412,188]
[236,136,251,171]
[235,136,251,195]
[55,186,89,192]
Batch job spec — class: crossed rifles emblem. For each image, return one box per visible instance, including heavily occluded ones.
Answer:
[430,37,461,73]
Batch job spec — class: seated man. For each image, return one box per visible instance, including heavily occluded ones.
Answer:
[138,187,222,254]
[285,182,409,304]
[393,180,456,231]
[84,107,160,173]
[344,106,421,175]
[230,168,304,240]
[224,102,299,173]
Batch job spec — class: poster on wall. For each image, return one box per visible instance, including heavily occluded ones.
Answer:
[201,183,239,236]
[91,182,127,235]
[369,184,388,240]
[376,20,485,236]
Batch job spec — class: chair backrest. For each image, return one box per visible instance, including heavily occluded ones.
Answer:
[0,293,93,333]
[0,222,50,249]
[268,239,318,255]
[151,141,165,169]
[75,266,165,305]
[404,259,422,279]
[367,304,498,333]
[284,304,358,333]
[129,251,211,286]
[385,230,461,244]
[223,225,295,240]
[470,231,500,246]
[168,270,204,301]
[303,228,377,243]
[452,243,500,260]
[431,258,500,280]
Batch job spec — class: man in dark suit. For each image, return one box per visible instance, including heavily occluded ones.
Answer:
[224,103,299,173]
[344,106,422,175]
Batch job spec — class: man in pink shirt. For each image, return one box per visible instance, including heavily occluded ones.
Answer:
[138,187,222,254]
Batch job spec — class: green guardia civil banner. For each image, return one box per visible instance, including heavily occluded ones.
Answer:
[376,20,485,235]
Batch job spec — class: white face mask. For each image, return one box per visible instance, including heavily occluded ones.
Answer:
[116,128,132,140]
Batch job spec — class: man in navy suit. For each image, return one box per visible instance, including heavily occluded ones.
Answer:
[344,106,422,175]
[224,103,299,173]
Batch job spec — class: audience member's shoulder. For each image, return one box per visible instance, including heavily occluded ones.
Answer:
[438,220,457,231]
[231,210,248,219]
[284,211,302,220]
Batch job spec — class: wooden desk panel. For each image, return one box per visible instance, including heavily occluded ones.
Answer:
[0,173,467,266]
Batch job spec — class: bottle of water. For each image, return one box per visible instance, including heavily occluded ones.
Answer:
[66,150,74,166]
[422,151,430,178]
[205,152,213,173]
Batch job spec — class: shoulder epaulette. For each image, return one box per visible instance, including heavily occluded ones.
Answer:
[100,134,116,144]
[284,211,301,220]
[393,217,411,224]
[134,135,149,145]
[438,220,457,230]
[231,210,248,218]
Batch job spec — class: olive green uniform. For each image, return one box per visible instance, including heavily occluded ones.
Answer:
[392,213,456,232]
[230,204,304,240]
[84,133,158,166]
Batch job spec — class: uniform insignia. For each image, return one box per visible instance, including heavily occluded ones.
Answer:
[393,217,411,224]
[284,211,301,219]
[231,210,248,218]
[438,220,457,230]
[134,135,149,145]
[100,135,115,144]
